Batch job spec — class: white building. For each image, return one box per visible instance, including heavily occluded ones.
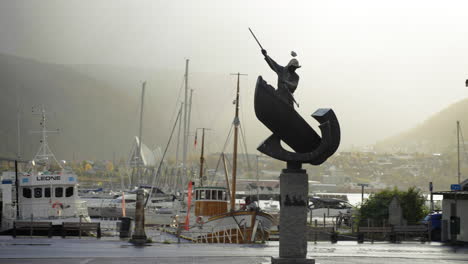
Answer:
[435,179,468,242]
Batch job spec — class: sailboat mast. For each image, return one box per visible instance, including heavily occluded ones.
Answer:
[174,103,183,193]
[199,128,206,186]
[138,81,146,185]
[230,72,247,211]
[188,89,194,149]
[183,59,189,184]
[16,96,21,160]
[175,103,183,167]
[457,120,461,184]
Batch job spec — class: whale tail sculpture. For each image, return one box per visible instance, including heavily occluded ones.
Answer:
[254,76,340,167]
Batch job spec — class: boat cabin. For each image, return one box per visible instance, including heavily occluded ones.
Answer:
[194,186,228,217]
[13,171,85,220]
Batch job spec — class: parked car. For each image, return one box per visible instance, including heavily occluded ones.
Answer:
[421,212,442,241]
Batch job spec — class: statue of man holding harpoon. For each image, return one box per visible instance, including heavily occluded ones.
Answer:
[261,49,301,107]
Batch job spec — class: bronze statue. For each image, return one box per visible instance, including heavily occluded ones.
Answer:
[261,49,300,107]
[249,28,341,264]
[249,27,341,168]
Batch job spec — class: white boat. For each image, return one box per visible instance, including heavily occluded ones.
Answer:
[1,105,90,232]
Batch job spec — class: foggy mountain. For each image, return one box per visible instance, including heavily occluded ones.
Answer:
[0,53,268,161]
[376,97,468,153]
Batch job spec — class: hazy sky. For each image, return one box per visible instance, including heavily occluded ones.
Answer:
[2,0,468,149]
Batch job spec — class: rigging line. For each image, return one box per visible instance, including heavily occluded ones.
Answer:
[239,123,252,170]
[145,104,182,207]
[213,123,234,175]
[168,75,187,126]
[211,152,234,187]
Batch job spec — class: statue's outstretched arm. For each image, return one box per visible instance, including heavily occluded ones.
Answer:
[262,50,282,73]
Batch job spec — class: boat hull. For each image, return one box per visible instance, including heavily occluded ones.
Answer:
[182,210,275,243]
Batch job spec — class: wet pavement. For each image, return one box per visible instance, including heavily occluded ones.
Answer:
[0,236,467,264]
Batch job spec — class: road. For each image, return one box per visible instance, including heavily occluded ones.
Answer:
[0,236,467,263]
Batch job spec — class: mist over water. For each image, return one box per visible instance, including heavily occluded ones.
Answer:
[2,1,468,159]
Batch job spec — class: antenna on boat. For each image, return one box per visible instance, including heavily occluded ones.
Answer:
[229,72,247,211]
[30,104,61,170]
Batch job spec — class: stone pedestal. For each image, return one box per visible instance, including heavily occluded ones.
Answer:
[130,189,147,245]
[271,257,315,264]
[272,167,314,264]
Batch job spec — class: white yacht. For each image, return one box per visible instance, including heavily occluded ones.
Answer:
[1,105,90,232]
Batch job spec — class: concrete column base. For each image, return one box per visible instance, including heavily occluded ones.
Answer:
[130,235,148,245]
[271,257,315,264]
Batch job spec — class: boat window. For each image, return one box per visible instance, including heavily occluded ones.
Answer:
[217,191,223,201]
[34,187,42,198]
[22,188,32,198]
[212,190,217,200]
[195,190,199,200]
[200,190,206,200]
[55,187,63,198]
[65,187,74,197]
[45,187,51,198]
[206,190,211,200]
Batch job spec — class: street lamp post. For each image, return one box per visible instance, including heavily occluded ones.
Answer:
[357,183,369,203]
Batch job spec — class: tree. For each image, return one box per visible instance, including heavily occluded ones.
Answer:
[359,187,428,225]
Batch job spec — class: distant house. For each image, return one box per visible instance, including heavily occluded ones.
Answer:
[434,179,468,242]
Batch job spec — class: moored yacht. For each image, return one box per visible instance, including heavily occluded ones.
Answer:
[1,105,90,232]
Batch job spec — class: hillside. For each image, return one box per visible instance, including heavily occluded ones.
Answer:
[0,53,142,160]
[0,54,266,161]
[375,98,468,153]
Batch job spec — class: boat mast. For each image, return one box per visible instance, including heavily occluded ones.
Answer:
[457,120,461,184]
[137,81,146,186]
[183,59,189,186]
[174,103,183,192]
[16,95,21,160]
[198,128,207,187]
[230,72,247,211]
[187,88,194,150]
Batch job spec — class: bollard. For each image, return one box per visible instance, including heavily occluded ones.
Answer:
[119,217,132,238]
[331,231,338,244]
[357,232,364,243]
[130,189,147,244]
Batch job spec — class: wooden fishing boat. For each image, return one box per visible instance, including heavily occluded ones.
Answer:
[179,74,275,243]
[189,186,275,243]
